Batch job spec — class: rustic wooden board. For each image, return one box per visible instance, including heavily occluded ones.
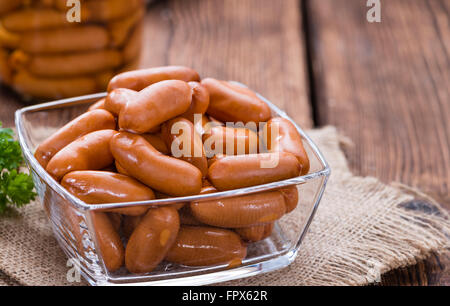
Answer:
[305,0,449,285]
[143,0,312,127]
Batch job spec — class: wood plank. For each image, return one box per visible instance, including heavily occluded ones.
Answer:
[305,0,450,285]
[143,0,312,127]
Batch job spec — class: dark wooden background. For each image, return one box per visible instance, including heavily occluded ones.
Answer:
[0,0,448,285]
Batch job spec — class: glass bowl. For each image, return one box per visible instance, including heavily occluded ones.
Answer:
[15,85,330,286]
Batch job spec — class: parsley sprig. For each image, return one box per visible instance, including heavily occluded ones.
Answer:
[0,122,36,214]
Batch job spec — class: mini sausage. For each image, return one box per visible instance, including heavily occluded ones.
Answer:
[88,98,106,111]
[46,129,117,181]
[179,206,203,226]
[61,171,154,216]
[263,117,310,175]
[119,80,192,133]
[13,69,98,99]
[190,191,286,228]
[161,117,208,177]
[91,212,125,272]
[201,78,271,124]
[166,226,247,267]
[2,9,69,32]
[208,152,301,191]
[13,49,122,78]
[236,223,274,242]
[125,207,180,273]
[122,215,142,239]
[180,82,210,123]
[35,109,116,168]
[203,126,259,157]
[20,26,110,54]
[110,132,202,196]
[105,88,137,116]
[141,133,169,155]
[108,6,144,47]
[108,213,123,232]
[108,66,200,92]
[278,186,299,213]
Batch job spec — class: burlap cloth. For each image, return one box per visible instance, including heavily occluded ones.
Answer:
[0,126,448,286]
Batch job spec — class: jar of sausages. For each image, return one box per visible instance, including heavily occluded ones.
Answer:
[0,0,145,100]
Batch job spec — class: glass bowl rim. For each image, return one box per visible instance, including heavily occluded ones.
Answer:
[15,84,331,212]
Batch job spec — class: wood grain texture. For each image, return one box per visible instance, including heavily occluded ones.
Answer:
[143,0,312,127]
[305,0,449,285]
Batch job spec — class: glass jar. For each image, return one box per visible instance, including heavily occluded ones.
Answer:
[0,0,145,100]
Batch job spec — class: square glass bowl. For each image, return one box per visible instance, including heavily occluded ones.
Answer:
[15,86,330,286]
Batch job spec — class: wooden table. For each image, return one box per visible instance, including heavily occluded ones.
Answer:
[0,0,448,286]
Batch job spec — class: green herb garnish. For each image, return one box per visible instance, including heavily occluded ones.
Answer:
[0,122,36,214]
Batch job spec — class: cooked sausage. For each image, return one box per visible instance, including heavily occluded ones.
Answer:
[61,171,154,216]
[108,213,123,232]
[88,98,106,111]
[208,152,301,191]
[166,226,247,267]
[35,109,116,168]
[263,117,310,175]
[125,207,180,273]
[91,212,124,272]
[201,78,271,124]
[19,26,110,54]
[278,186,299,213]
[105,88,137,116]
[110,132,202,196]
[236,223,274,242]
[190,191,286,228]
[203,126,259,157]
[108,6,144,47]
[179,206,203,226]
[180,82,210,123]
[119,80,192,133]
[141,133,169,155]
[108,66,200,92]
[13,49,122,77]
[122,215,142,239]
[2,9,69,32]
[161,117,208,177]
[46,129,117,181]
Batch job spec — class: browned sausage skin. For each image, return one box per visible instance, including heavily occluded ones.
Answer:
[180,81,210,123]
[119,80,192,134]
[278,186,299,213]
[236,223,274,242]
[91,212,125,272]
[61,171,154,216]
[105,88,138,116]
[166,226,247,267]
[203,126,259,157]
[110,132,202,196]
[263,117,310,175]
[161,117,208,177]
[190,191,286,228]
[35,109,115,168]
[125,207,180,273]
[46,129,117,181]
[108,66,200,92]
[202,78,271,124]
[207,152,301,191]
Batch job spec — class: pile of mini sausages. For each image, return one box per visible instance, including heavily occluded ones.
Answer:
[0,0,143,99]
[35,66,310,274]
